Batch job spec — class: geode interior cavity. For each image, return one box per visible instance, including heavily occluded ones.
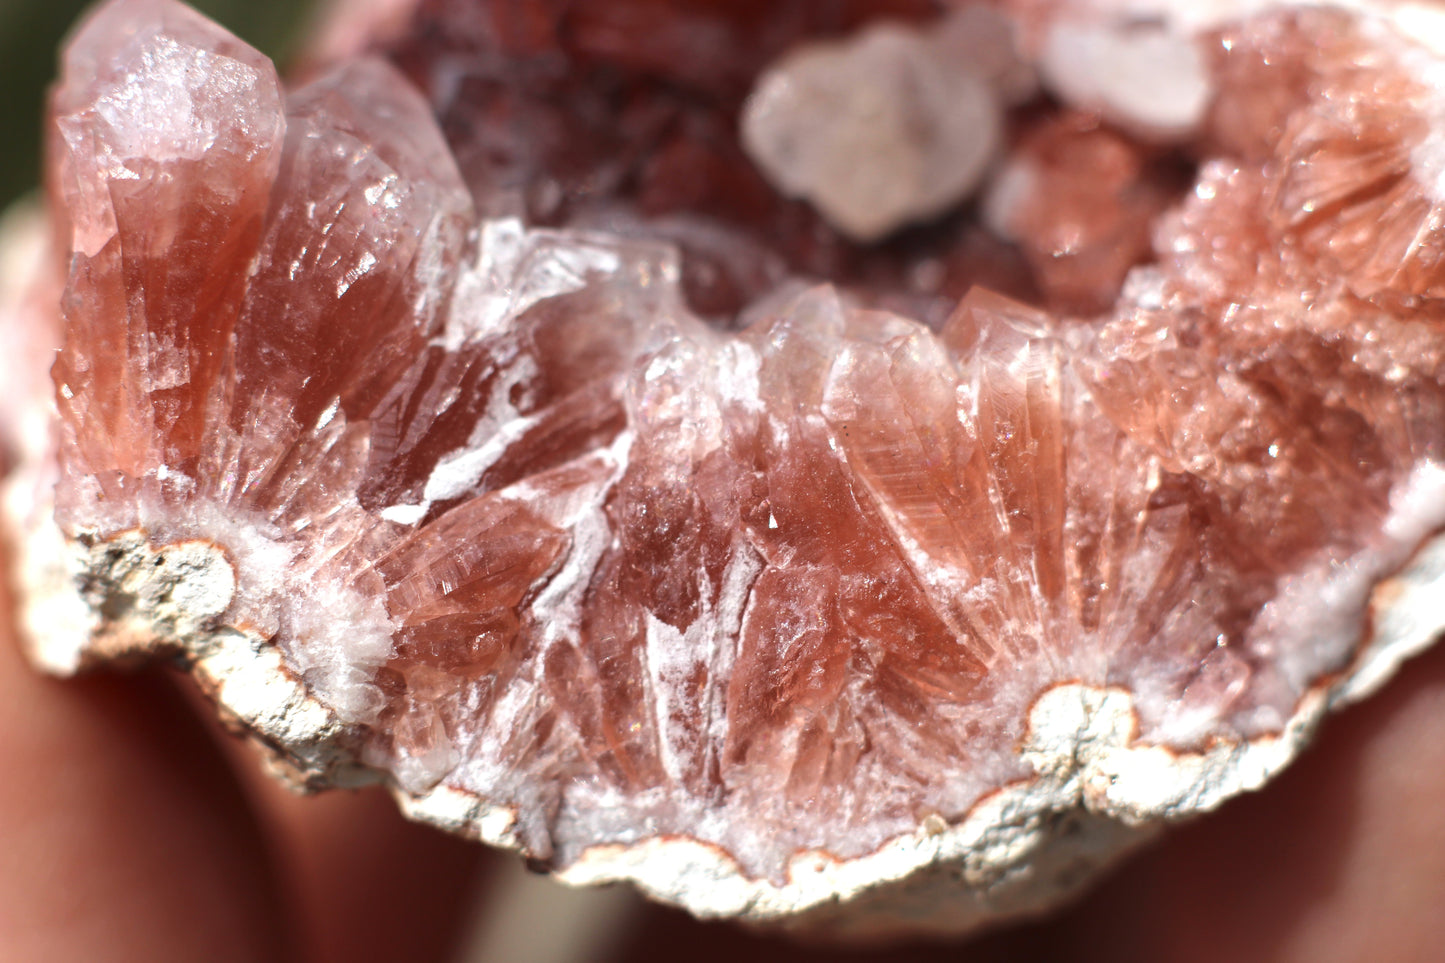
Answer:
[5,0,1445,936]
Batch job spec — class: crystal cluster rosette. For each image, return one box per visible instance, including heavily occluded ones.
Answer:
[4,0,1445,935]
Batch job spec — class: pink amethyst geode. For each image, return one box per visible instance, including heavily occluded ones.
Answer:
[5,0,1445,935]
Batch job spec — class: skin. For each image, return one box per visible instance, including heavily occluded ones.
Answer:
[3,534,1444,962]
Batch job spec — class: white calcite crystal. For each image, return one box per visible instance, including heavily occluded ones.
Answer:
[1038,18,1213,141]
[740,16,1003,242]
[5,0,1445,940]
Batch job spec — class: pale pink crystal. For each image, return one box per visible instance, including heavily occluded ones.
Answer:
[7,0,1445,931]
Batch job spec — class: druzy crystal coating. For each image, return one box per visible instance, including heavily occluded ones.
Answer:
[15,0,1445,922]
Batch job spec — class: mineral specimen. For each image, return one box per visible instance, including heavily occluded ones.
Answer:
[5,0,1445,937]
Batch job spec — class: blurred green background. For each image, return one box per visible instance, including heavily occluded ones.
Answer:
[0,0,315,210]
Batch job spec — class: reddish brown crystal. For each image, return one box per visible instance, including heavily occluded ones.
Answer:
[24,0,1445,891]
[985,111,1191,313]
[49,0,284,503]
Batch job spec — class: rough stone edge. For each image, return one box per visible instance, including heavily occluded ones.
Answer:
[6,509,373,789]
[550,690,1328,936]
[8,483,1441,934]
[548,520,1445,934]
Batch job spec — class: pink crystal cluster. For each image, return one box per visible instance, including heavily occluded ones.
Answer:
[27,0,1445,887]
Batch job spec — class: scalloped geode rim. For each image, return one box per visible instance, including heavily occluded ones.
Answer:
[7,0,1445,932]
[8,457,1444,931]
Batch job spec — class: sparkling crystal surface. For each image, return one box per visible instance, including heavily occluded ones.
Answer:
[27,0,1445,888]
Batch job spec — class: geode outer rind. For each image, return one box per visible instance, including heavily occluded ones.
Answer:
[6,0,1445,936]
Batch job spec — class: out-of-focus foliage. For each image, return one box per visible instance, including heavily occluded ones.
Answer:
[0,0,314,210]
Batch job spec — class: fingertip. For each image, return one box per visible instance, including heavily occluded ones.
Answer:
[1051,640,1445,963]
[240,779,492,963]
[0,553,294,963]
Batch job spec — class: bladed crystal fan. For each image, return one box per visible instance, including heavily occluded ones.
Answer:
[4,0,1445,935]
